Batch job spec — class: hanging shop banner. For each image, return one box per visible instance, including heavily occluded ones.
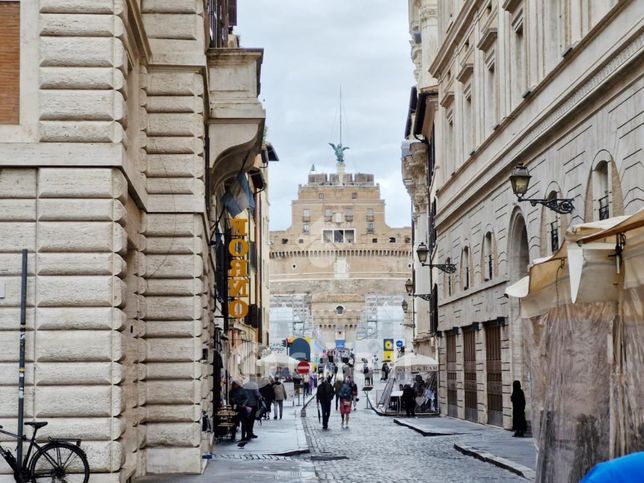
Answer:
[228,217,250,320]
[221,172,256,217]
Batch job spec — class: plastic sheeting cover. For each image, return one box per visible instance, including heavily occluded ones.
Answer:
[524,287,644,482]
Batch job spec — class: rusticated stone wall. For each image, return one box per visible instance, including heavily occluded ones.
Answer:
[0,0,219,481]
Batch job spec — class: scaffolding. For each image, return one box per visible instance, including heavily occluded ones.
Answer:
[269,294,317,341]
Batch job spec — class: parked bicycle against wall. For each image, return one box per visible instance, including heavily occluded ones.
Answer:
[0,421,90,482]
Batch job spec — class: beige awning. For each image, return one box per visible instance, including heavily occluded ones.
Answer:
[506,208,644,317]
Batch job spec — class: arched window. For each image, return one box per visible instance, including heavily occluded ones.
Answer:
[461,247,470,291]
[482,232,494,282]
[445,257,453,297]
[585,152,624,222]
[546,191,560,253]
[509,212,530,281]
[595,161,609,220]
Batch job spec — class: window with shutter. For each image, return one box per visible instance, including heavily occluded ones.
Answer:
[0,1,20,125]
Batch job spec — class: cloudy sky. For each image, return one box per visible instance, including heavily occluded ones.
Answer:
[237,1,414,230]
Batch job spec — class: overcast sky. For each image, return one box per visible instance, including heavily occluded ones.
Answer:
[237,1,414,231]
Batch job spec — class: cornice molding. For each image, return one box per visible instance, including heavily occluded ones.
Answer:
[429,0,480,76]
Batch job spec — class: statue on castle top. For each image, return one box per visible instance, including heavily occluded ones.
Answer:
[329,143,349,164]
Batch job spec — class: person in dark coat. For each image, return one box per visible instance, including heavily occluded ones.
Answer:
[402,384,416,417]
[317,376,335,430]
[228,381,247,441]
[259,377,275,420]
[511,380,527,437]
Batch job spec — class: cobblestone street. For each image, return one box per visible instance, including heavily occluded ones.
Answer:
[302,401,524,483]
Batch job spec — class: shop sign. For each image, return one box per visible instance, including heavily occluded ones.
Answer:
[228,217,250,320]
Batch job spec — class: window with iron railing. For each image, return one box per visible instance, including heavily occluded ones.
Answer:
[550,220,559,252]
[599,195,609,220]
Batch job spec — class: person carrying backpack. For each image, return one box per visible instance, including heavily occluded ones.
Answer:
[338,378,353,429]
[272,377,287,419]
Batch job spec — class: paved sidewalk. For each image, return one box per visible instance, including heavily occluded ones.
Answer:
[393,417,537,480]
[135,396,317,482]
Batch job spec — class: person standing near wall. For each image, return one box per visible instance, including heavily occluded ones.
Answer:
[511,380,527,437]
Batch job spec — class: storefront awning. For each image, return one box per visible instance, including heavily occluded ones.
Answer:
[506,208,644,317]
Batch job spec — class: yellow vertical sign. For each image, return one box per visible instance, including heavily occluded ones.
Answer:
[383,338,394,362]
[228,217,249,320]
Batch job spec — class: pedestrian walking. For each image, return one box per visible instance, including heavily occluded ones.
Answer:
[238,377,260,446]
[511,380,527,437]
[381,362,390,381]
[259,377,274,420]
[316,375,335,430]
[338,378,353,428]
[272,377,287,419]
[333,377,343,411]
[228,381,247,442]
[350,379,359,410]
[402,384,416,417]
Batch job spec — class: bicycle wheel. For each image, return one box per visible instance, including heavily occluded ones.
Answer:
[29,441,90,483]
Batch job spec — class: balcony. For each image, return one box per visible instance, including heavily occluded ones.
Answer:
[207,48,266,191]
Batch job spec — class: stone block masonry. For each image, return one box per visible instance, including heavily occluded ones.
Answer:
[0,167,128,481]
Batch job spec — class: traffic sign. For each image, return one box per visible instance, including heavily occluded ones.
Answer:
[396,340,404,348]
[297,361,310,375]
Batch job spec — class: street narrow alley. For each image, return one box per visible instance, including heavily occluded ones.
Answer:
[301,381,524,483]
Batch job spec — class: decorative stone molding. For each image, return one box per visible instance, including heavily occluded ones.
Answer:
[207,48,265,190]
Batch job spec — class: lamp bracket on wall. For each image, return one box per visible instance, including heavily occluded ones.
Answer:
[516,195,575,215]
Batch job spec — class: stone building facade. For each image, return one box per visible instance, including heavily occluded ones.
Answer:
[270,161,412,358]
[404,0,644,429]
[402,0,440,360]
[0,1,270,480]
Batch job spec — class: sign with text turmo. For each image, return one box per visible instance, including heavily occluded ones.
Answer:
[228,217,250,321]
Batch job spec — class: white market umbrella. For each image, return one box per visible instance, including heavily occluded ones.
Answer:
[394,352,438,372]
[256,352,300,374]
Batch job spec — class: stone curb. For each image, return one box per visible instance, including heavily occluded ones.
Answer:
[392,418,463,436]
[454,443,536,481]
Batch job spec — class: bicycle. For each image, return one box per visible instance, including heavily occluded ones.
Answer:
[0,421,90,482]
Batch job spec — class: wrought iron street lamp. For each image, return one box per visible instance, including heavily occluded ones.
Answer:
[404,278,431,302]
[415,242,457,274]
[509,164,575,214]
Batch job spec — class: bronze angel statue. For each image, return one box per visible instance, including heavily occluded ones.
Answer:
[329,143,349,163]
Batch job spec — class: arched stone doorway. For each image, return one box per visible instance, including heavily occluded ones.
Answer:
[505,209,531,429]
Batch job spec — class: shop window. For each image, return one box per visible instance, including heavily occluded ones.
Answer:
[0,1,20,125]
